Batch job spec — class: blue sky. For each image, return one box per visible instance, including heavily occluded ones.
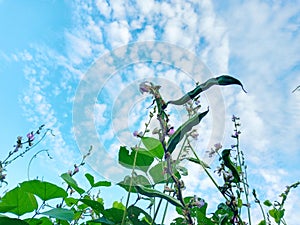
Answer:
[0,0,300,224]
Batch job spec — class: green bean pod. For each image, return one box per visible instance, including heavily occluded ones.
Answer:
[221,149,241,183]
[135,185,183,208]
[166,109,209,154]
[164,75,246,108]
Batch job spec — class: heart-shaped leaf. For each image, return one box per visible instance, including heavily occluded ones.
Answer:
[20,180,67,201]
[117,175,152,193]
[118,146,154,172]
[0,186,37,216]
[141,137,164,159]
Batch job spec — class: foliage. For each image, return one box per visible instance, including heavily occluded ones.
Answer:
[0,75,298,225]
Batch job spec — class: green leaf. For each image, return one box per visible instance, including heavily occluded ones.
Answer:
[212,203,234,224]
[93,181,111,187]
[61,173,85,195]
[176,166,188,176]
[41,208,74,221]
[237,198,243,208]
[24,217,52,225]
[269,208,285,223]
[117,175,152,193]
[79,199,104,214]
[263,200,272,207]
[258,220,266,225]
[24,218,42,225]
[88,217,115,225]
[85,173,95,186]
[196,211,214,225]
[0,186,38,216]
[38,217,53,225]
[64,197,78,207]
[141,137,164,159]
[149,162,180,184]
[0,217,29,225]
[112,201,126,210]
[20,180,67,201]
[171,217,185,225]
[102,208,124,223]
[127,205,154,225]
[135,185,182,208]
[85,173,111,187]
[118,146,154,172]
[188,158,210,169]
[167,110,209,154]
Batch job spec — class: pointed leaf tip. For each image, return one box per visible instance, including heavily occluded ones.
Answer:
[216,75,247,93]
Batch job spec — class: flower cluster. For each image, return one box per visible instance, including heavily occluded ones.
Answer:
[206,142,222,158]
[231,115,241,138]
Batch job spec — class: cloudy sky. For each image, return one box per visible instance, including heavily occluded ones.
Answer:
[0,0,299,224]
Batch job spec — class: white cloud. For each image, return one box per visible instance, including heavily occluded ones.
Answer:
[105,20,131,47]
[65,32,92,64]
[94,103,107,124]
[95,0,111,18]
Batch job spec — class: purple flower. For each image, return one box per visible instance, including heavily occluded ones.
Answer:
[214,143,222,151]
[73,165,79,174]
[167,127,175,136]
[232,115,240,122]
[27,132,34,141]
[133,130,143,137]
[195,199,205,208]
[139,81,152,94]
[231,131,240,138]
[13,146,19,153]
[190,130,199,140]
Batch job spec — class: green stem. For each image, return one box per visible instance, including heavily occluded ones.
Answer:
[121,111,154,225]
[121,149,138,225]
[235,127,251,225]
[161,201,169,225]
[258,201,267,224]
[152,198,163,224]
[188,139,229,202]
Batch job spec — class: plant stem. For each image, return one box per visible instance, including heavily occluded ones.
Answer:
[121,111,154,225]
[161,201,169,225]
[187,139,229,202]
[235,123,251,225]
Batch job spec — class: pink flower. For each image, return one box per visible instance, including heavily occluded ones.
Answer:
[27,132,35,141]
[195,199,205,208]
[73,165,79,174]
[214,143,222,151]
[190,130,199,140]
[139,81,152,94]
[167,127,175,136]
[133,131,143,137]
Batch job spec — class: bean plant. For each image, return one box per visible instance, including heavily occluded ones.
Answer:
[0,75,298,225]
